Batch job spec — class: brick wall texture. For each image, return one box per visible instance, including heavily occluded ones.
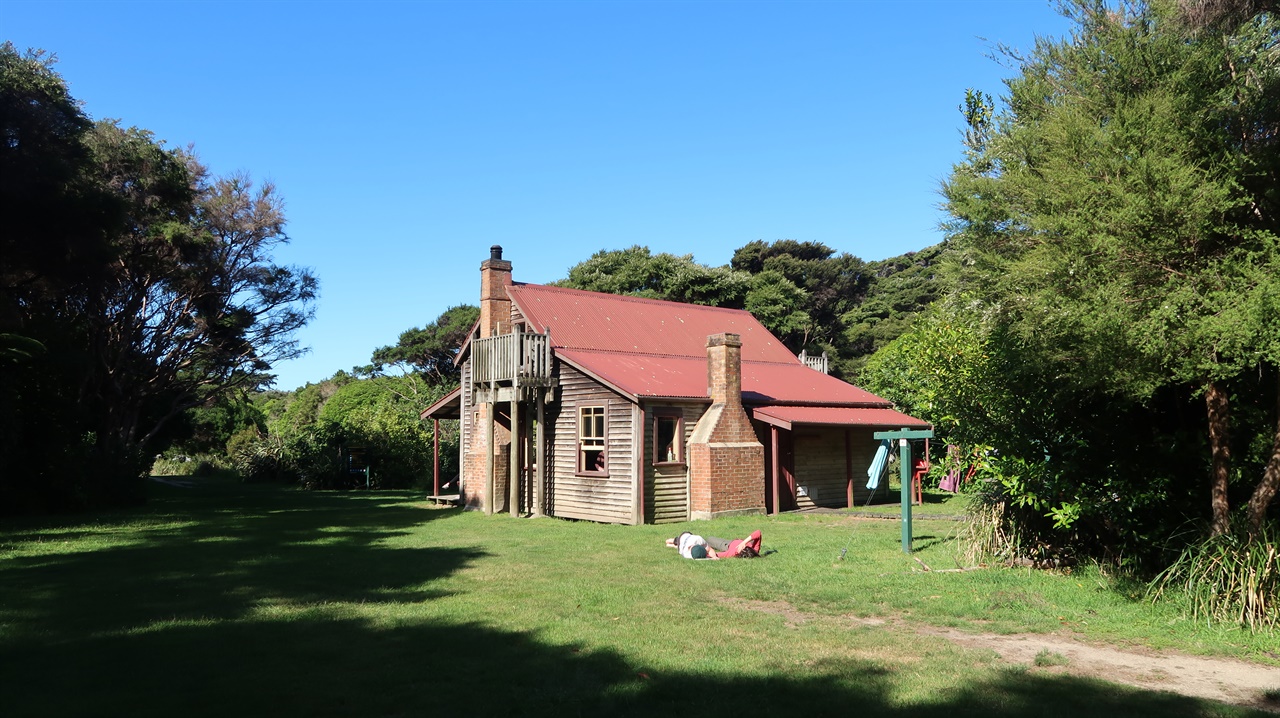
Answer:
[479,258,512,338]
[462,387,512,512]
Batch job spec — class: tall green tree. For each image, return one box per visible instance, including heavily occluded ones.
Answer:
[840,243,948,373]
[943,1,1280,534]
[76,123,316,484]
[732,240,867,361]
[555,246,815,349]
[0,45,98,302]
[556,246,754,307]
[369,304,479,385]
[0,45,317,510]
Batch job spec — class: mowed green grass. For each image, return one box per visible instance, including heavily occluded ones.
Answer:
[0,478,1273,718]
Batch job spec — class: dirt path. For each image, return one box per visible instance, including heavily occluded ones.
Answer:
[736,599,1280,713]
[923,625,1280,711]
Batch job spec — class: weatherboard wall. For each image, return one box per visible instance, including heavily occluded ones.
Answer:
[790,427,888,508]
[641,402,704,524]
[545,361,637,524]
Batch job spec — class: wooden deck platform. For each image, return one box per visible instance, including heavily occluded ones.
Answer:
[426,493,460,506]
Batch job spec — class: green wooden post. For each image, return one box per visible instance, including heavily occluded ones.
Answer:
[874,428,934,554]
[898,438,911,553]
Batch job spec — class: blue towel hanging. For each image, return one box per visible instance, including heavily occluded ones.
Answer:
[867,439,890,490]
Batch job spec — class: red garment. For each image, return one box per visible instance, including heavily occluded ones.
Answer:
[716,530,762,558]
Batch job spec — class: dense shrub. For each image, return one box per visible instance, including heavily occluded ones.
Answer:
[862,305,1225,570]
[285,423,345,490]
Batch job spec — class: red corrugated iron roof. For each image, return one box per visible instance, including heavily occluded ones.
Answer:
[508,283,796,363]
[752,405,931,430]
[500,282,919,418]
[556,348,891,405]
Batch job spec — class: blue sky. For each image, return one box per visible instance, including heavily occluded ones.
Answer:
[6,1,1072,391]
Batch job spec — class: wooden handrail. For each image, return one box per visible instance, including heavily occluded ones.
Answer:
[472,330,553,385]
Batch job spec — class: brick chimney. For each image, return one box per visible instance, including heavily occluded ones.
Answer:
[479,244,512,338]
[464,245,513,513]
[687,332,765,520]
[707,333,744,408]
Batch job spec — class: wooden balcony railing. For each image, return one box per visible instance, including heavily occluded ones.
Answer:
[472,330,553,386]
[798,349,829,374]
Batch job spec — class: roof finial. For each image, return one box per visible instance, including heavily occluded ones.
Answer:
[490,245,503,261]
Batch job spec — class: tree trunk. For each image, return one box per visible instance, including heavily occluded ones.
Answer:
[1205,381,1232,536]
[1246,380,1280,533]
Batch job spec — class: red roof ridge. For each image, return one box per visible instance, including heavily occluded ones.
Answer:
[558,346,801,365]
[510,282,757,316]
[557,347,706,359]
[750,399,893,409]
[741,358,810,367]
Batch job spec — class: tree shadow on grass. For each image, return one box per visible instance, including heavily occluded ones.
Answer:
[1,614,1242,718]
[921,490,958,505]
[912,534,959,552]
[0,483,473,643]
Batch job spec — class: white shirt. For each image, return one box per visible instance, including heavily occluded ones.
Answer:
[678,533,708,559]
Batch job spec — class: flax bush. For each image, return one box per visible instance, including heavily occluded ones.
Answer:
[228,431,290,483]
[1148,524,1279,631]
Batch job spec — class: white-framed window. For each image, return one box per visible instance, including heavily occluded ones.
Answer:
[578,405,607,475]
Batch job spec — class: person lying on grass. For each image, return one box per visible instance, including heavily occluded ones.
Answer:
[666,530,762,559]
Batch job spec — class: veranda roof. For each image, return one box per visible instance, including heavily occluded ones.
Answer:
[751,405,931,431]
[419,387,462,420]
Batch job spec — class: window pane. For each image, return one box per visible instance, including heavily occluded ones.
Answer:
[580,406,605,439]
[656,417,678,462]
[585,449,604,472]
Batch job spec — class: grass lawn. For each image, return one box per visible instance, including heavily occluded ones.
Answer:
[848,484,974,518]
[1,477,1274,717]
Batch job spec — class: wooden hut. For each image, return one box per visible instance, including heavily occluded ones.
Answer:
[421,246,929,524]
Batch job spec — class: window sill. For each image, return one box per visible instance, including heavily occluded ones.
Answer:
[575,470,609,478]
